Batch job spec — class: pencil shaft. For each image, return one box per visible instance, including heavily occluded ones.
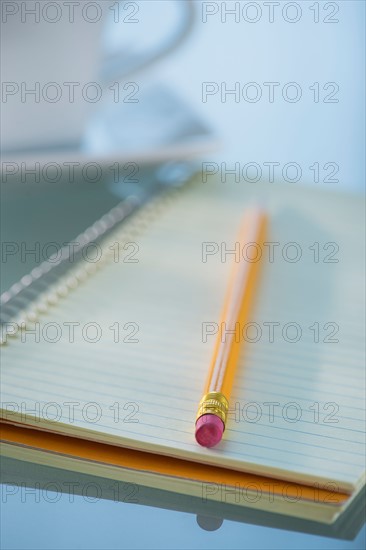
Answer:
[205,208,267,399]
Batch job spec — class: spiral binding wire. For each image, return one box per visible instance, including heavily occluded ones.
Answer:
[0,186,179,345]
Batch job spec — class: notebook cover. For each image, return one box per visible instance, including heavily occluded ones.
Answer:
[0,422,349,506]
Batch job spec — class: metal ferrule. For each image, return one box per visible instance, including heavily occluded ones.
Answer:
[196,391,229,427]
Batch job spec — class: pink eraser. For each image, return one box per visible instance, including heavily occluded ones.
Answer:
[195,414,224,447]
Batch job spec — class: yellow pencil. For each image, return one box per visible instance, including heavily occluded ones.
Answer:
[195,207,267,447]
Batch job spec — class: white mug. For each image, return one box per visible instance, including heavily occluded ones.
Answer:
[1,0,194,152]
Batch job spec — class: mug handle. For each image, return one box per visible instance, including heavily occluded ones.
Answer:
[100,0,195,82]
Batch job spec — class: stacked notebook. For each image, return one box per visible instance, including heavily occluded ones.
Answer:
[1,176,365,524]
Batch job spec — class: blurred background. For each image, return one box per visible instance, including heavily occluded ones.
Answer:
[1,0,365,190]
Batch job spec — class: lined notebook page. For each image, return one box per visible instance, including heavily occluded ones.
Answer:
[1,179,365,491]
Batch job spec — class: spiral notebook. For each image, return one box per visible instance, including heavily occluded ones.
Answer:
[1,176,365,522]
